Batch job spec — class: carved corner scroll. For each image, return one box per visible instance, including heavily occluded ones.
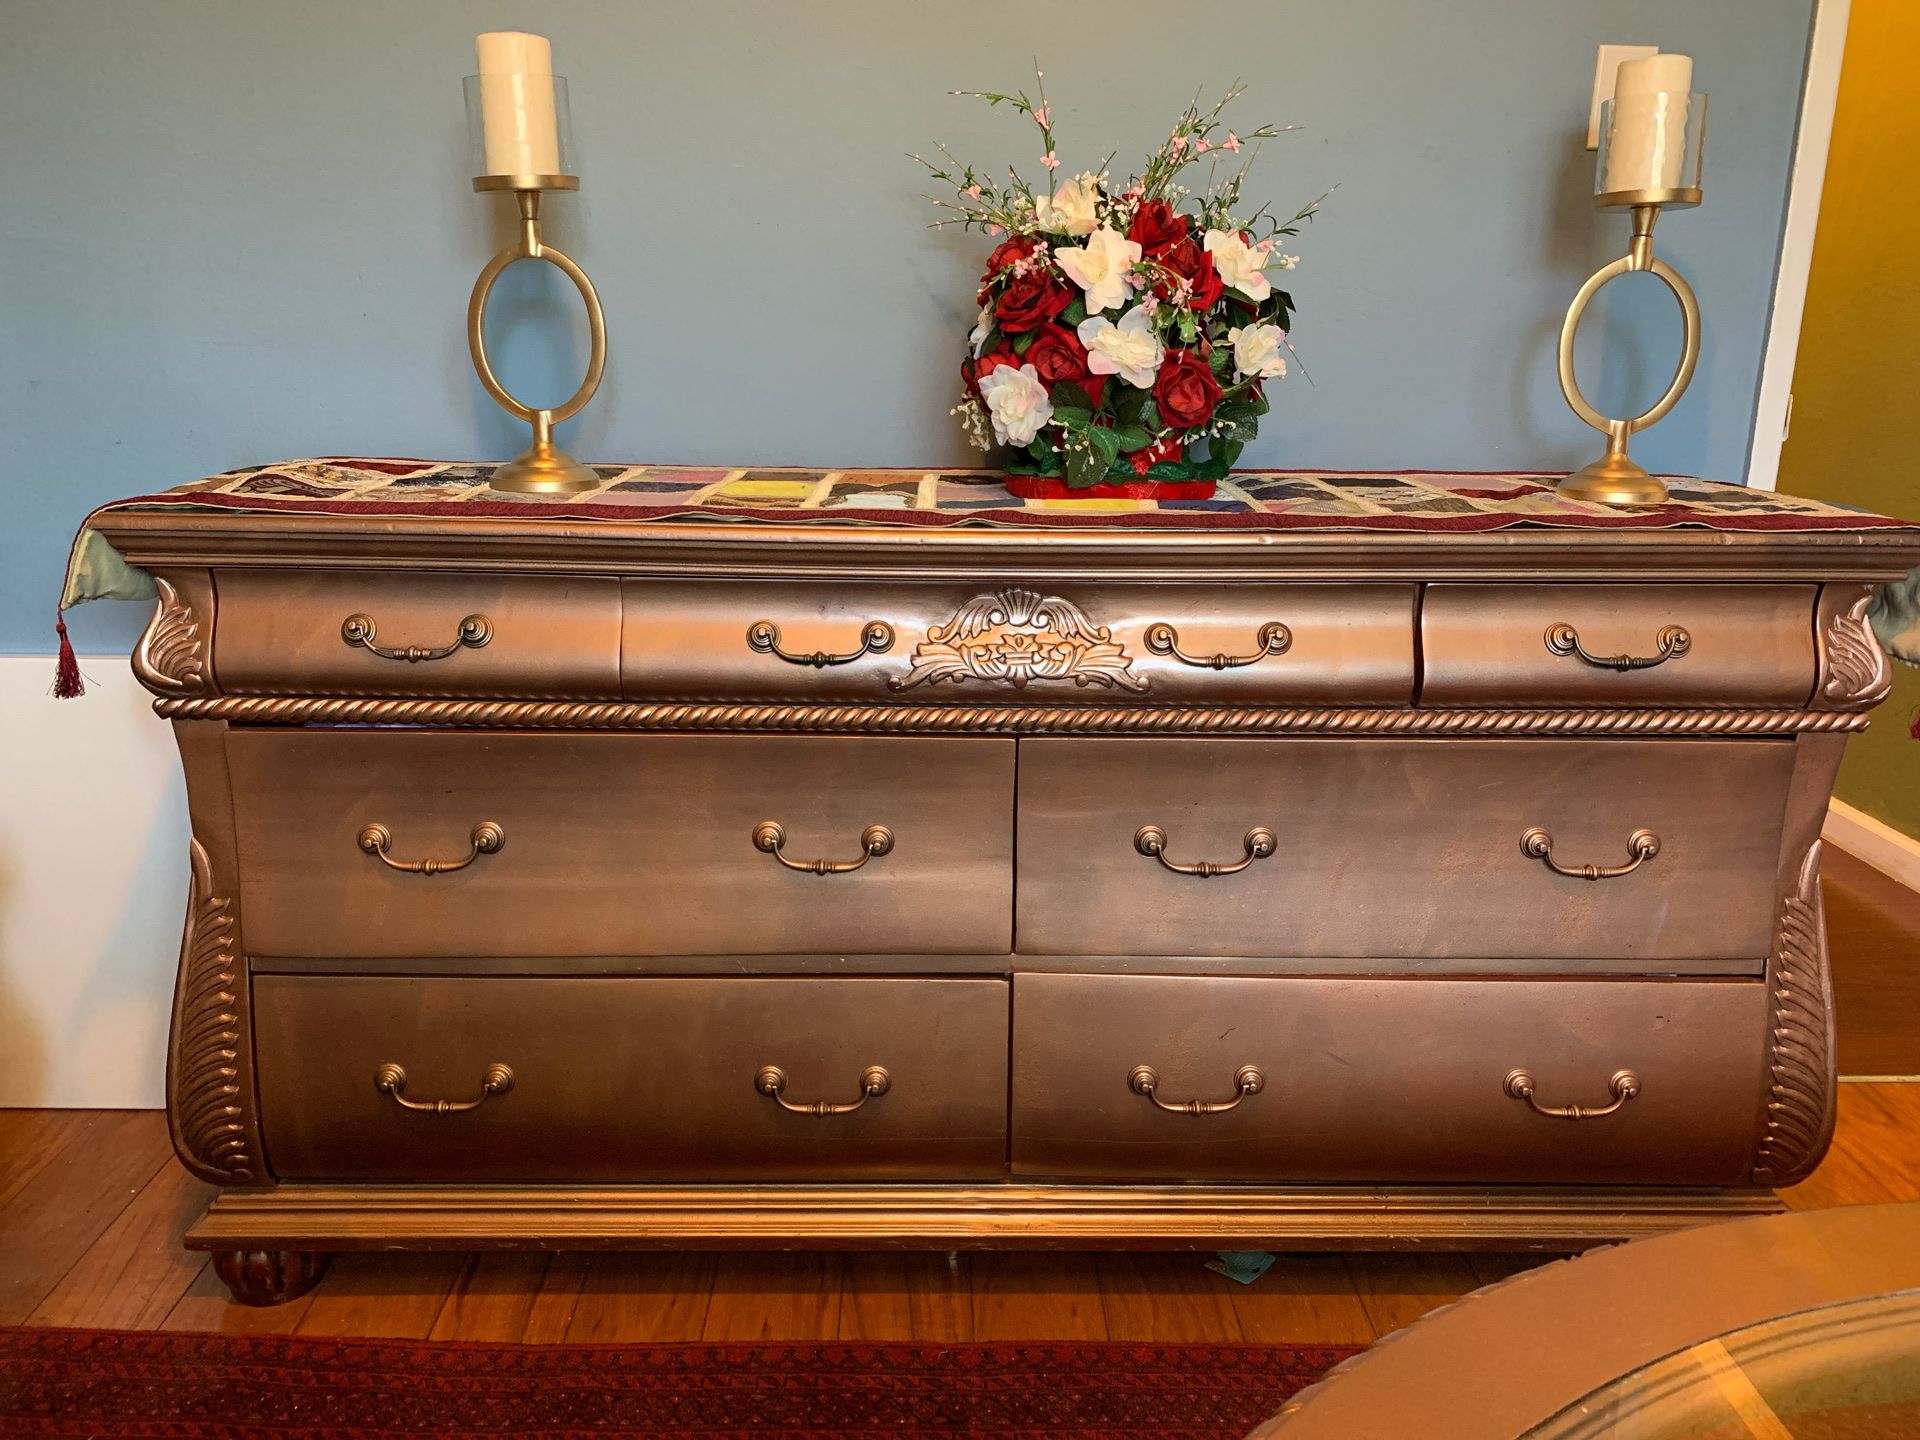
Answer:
[1814,585,1892,711]
[169,838,259,1184]
[132,575,212,698]
[1751,841,1836,1187]
[888,588,1146,693]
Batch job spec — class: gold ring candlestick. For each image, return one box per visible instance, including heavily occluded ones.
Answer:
[467,180,607,494]
[1556,202,1700,507]
[1557,83,1707,507]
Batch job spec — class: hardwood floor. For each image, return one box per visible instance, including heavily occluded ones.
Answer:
[1,1085,1912,1345]
[4,845,1917,1346]
[1824,846,1920,1076]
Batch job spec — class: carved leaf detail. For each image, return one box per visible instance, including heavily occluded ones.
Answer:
[1821,592,1892,709]
[132,577,208,696]
[889,589,1146,693]
[1752,842,1834,1186]
[174,839,254,1183]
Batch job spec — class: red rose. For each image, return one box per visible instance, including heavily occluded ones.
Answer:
[1126,435,1184,475]
[994,268,1073,333]
[981,235,1037,284]
[1184,251,1224,311]
[1128,199,1189,253]
[1151,237,1223,311]
[1154,349,1222,429]
[966,347,1019,395]
[1022,324,1105,407]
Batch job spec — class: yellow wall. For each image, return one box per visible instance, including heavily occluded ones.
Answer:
[1777,0,1920,837]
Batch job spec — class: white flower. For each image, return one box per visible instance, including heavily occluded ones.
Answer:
[1035,173,1100,236]
[1077,306,1165,388]
[1055,225,1141,314]
[978,362,1054,446]
[968,302,994,357]
[1229,323,1289,380]
[1275,253,1300,270]
[1204,228,1272,301]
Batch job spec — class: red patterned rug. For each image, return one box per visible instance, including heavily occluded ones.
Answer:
[0,1327,1356,1438]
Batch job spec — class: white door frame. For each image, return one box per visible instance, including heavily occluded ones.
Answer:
[1746,0,1851,490]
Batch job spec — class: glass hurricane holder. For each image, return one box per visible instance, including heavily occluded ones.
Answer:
[462,74,606,495]
[1557,92,1707,507]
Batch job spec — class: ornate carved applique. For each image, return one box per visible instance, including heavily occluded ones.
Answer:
[888,588,1146,693]
[1752,842,1834,1186]
[132,576,209,696]
[173,839,256,1184]
[1817,587,1892,710]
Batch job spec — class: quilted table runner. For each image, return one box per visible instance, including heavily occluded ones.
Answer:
[64,458,1910,611]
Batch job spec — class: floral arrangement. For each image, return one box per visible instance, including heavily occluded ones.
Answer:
[918,73,1316,495]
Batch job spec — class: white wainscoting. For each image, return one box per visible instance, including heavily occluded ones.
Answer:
[0,654,185,1108]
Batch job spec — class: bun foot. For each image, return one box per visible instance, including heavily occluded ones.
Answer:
[211,1248,329,1306]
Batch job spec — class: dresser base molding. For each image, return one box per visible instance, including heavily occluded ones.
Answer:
[185,1183,1784,1262]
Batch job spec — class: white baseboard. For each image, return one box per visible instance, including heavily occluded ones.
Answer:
[1823,798,1920,893]
[0,654,183,1108]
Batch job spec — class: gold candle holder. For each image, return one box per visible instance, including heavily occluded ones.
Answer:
[1557,90,1707,507]
[467,174,607,494]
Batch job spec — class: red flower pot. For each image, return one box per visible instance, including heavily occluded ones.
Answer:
[1004,473,1218,500]
[1004,437,1217,500]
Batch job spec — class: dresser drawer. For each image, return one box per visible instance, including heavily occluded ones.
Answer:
[622,580,1415,703]
[1015,738,1791,963]
[228,731,1013,957]
[1010,973,1767,1183]
[1420,584,1817,706]
[215,570,623,696]
[254,974,1009,1181]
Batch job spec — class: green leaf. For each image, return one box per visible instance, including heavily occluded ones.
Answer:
[1111,387,1148,425]
[1049,381,1094,412]
[1145,459,1196,481]
[1060,298,1087,326]
[1065,435,1107,489]
[1110,424,1151,453]
[1087,425,1122,471]
[1218,438,1246,469]
[1192,451,1232,481]
[978,325,1003,358]
[1217,402,1260,427]
[1176,310,1200,344]
[1051,405,1093,429]
[1011,331,1034,356]
[1208,347,1235,380]
[1139,400,1163,433]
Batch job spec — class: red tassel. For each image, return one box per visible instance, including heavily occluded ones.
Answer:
[1910,705,1920,741]
[53,611,84,698]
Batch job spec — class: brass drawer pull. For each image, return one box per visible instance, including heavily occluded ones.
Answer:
[1135,825,1277,877]
[1543,621,1690,672]
[1505,1068,1640,1120]
[374,1062,514,1114]
[755,1064,891,1116]
[1521,827,1658,880]
[1129,1064,1265,1115]
[341,612,492,662]
[747,619,895,668]
[359,821,505,875]
[1144,620,1291,670]
[753,820,894,875]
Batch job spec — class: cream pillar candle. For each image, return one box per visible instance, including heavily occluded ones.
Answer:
[475,31,560,177]
[1602,53,1693,194]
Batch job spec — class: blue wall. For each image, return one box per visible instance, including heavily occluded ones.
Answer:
[3,0,1815,653]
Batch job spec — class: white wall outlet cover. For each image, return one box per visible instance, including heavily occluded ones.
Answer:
[1590,43,1660,149]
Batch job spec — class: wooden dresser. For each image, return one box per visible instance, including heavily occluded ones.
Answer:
[76,462,1920,1305]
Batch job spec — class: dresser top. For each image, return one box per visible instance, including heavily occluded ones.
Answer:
[76,459,1920,595]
